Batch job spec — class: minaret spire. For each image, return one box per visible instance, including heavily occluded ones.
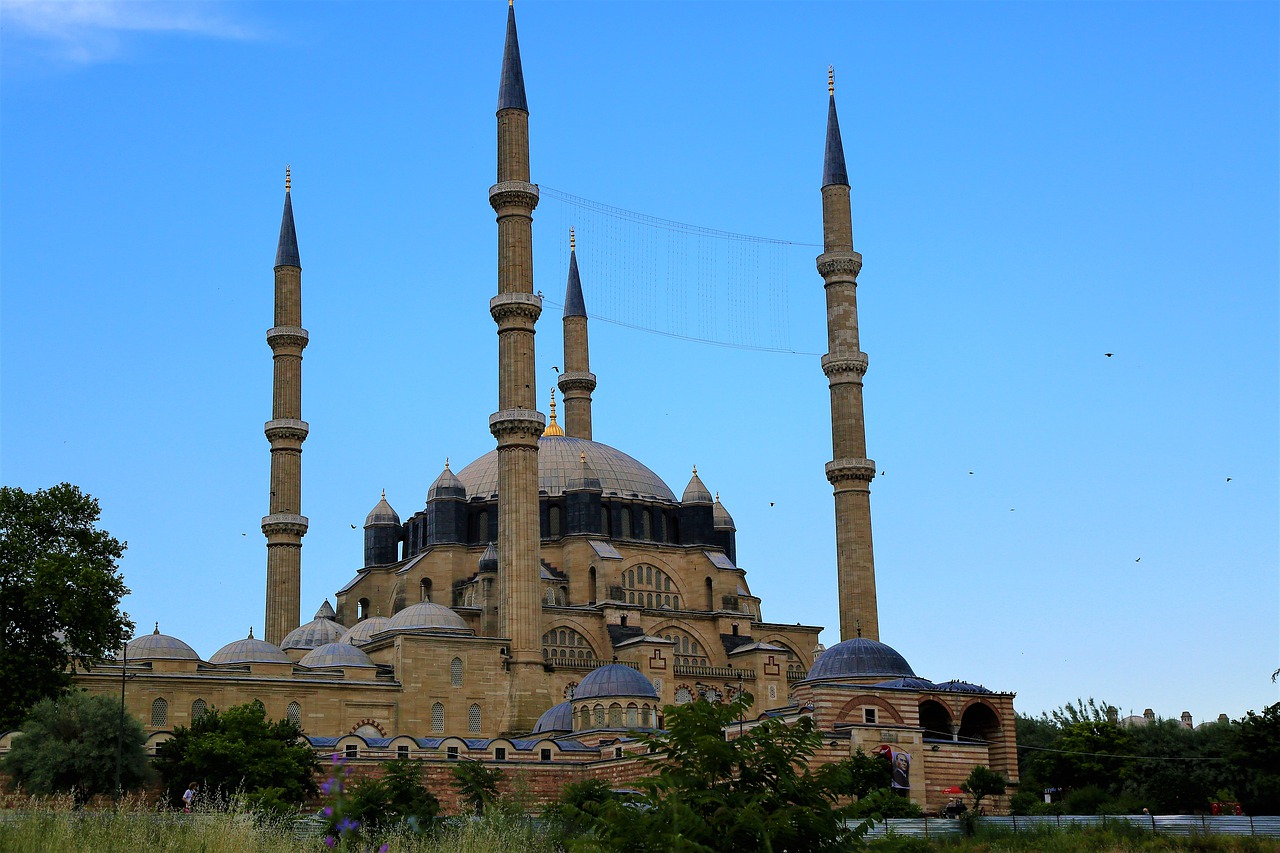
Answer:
[817,72,879,642]
[559,228,597,439]
[488,0,549,731]
[263,167,310,645]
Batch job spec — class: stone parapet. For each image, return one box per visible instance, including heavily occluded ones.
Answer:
[816,251,863,280]
[556,371,597,393]
[266,326,309,350]
[261,513,310,537]
[490,291,543,327]
[264,418,310,443]
[489,408,545,444]
[488,180,540,212]
[821,353,869,384]
[825,457,877,486]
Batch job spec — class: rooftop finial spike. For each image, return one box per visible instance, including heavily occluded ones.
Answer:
[569,228,575,252]
[822,70,849,187]
[445,457,451,470]
[543,387,565,436]
[381,488,385,499]
[692,464,698,475]
[285,164,291,193]
[497,0,528,112]
[828,66,834,95]
[154,622,160,634]
[275,169,301,266]
[249,626,255,639]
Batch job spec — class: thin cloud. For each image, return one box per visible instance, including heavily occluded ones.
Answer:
[2,1,256,64]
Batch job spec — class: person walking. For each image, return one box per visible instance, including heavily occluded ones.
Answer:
[182,781,198,813]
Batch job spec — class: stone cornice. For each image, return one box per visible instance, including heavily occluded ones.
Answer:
[825,457,877,485]
[488,180,540,213]
[557,371,597,394]
[264,418,310,443]
[490,291,543,326]
[266,326,309,350]
[262,513,309,537]
[816,251,863,280]
[489,408,545,443]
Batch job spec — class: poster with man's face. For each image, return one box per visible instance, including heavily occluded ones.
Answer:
[874,743,911,789]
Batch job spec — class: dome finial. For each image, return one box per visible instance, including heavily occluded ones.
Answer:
[581,451,587,463]
[285,165,291,193]
[828,65,834,96]
[381,488,385,499]
[445,457,451,470]
[692,464,698,475]
[153,622,160,634]
[569,227,575,251]
[543,388,565,436]
[248,626,255,639]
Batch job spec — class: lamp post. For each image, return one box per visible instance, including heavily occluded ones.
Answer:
[114,631,128,812]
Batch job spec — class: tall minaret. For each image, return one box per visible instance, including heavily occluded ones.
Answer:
[489,0,549,730]
[262,167,310,646]
[558,229,596,439]
[818,69,880,642]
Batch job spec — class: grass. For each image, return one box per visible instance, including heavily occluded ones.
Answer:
[865,823,1280,853]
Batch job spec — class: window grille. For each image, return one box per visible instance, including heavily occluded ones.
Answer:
[150,697,168,727]
[468,704,481,733]
[191,699,207,721]
[450,657,463,686]
[431,702,445,732]
[287,702,302,726]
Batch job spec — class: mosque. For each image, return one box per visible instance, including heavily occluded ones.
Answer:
[54,3,1018,812]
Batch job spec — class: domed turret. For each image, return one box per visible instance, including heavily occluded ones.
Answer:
[126,624,201,661]
[478,542,498,573]
[802,637,915,682]
[364,490,402,567]
[566,451,601,492]
[384,602,470,633]
[300,642,376,669]
[681,466,712,504]
[574,664,658,700]
[427,461,466,501]
[533,701,574,733]
[210,629,291,665]
[712,493,735,530]
[338,616,391,646]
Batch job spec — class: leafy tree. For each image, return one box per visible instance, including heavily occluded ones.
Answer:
[959,764,1006,814]
[154,702,318,807]
[587,692,868,853]
[846,787,922,820]
[544,778,617,836]
[0,484,132,730]
[1042,719,1134,793]
[1,690,149,802]
[346,757,439,832]
[451,758,503,814]
[1234,702,1280,814]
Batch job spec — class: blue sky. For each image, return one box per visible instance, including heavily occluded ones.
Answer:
[2,1,1276,725]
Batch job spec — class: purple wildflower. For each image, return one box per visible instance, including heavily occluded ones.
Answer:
[378,845,389,853]
[321,779,334,795]
[321,806,333,817]
[322,836,336,849]
[335,816,359,835]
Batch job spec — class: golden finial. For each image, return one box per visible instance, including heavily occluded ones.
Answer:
[285,165,291,192]
[715,492,720,502]
[445,457,451,470]
[828,66,834,96]
[509,0,513,6]
[692,464,698,475]
[581,452,587,463]
[543,388,565,436]
[381,488,385,500]
[569,228,576,251]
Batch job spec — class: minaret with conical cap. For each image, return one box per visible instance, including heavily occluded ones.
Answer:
[818,69,880,642]
[262,167,310,646]
[489,0,549,730]
[558,229,596,439]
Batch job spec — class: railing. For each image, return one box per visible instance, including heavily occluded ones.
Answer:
[673,663,754,680]
[849,815,1280,840]
[785,669,809,682]
[551,657,639,672]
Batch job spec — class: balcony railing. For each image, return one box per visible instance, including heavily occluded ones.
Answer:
[673,663,755,681]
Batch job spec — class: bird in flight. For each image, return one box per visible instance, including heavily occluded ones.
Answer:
[1105,353,1113,358]
[1226,477,1232,482]
[1135,557,1142,563]
[350,524,357,529]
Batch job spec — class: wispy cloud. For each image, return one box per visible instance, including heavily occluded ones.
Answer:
[1,1,256,65]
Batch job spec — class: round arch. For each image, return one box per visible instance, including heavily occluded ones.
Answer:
[835,694,905,725]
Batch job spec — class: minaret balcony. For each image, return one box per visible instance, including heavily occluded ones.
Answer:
[266,326,310,350]
[264,418,310,443]
[488,180,539,212]
[816,251,863,280]
[261,513,309,537]
[490,292,542,327]
[825,457,876,486]
[821,354,869,384]
[489,408,545,444]
[557,371,597,394]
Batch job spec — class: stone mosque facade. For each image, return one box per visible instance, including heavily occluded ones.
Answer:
[54,4,1018,812]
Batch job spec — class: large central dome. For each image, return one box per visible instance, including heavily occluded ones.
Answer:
[456,435,676,502]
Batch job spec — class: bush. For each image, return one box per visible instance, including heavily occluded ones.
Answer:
[848,788,923,820]
[452,758,504,815]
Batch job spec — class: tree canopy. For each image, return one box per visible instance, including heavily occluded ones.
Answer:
[1,689,149,802]
[0,484,132,731]
[154,702,319,807]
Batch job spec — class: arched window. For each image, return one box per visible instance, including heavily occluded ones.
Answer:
[608,703,623,728]
[545,587,556,605]
[543,626,596,661]
[151,697,168,727]
[420,578,432,602]
[287,701,302,727]
[588,567,597,604]
[450,657,463,687]
[620,507,632,538]
[662,628,706,666]
[548,505,562,537]
[622,564,681,608]
[641,706,653,727]
[251,699,265,713]
[358,598,371,620]
[431,703,445,732]
[626,703,638,727]
[191,699,207,721]
[641,509,652,540]
[578,705,591,730]
[674,687,692,705]
[704,578,713,611]
[919,700,953,740]
[468,704,482,733]
[600,506,612,537]
[593,704,605,727]
[667,514,679,543]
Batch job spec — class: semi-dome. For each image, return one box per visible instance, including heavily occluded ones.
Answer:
[456,435,676,502]
[365,491,400,526]
[339,616,391,646]
[803,637,916,681]
[427,461,466,500]
[300,642,376,669]
[385,602,469,632]
[126,626,200,661]
[281,616,346,651]
[210,632,291,665]
[532,701,574,733]
[575,664,658,700]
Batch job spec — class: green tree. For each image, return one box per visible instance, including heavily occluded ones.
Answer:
[959,764,1006,814]
[0,484,132,730]
[347,757,439,832]
[451,759,503,814]
[588,692,867,853]
[1234,702,1280,814]
[154,702,318,807]
[1,690,149,802]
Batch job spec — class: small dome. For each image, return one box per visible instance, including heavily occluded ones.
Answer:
[210,632,291,665]
[300,642,376,669]
[682,468,712,504]
[427,462,466,501]
[803,637,916,681]
[339,616,392,646]
[478,542,498,573]
[933,680,993,694]
[281,616,346,651]
[365,491,400,527]
[873,677,938,690]
[712,494,735,530]
[456,436,676,502]
[575,664,658,700]
[385,602,469,632]
[126,626,200,661]
[533,701,574,733]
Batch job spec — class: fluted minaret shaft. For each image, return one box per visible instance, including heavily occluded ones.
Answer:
[489,1,547,731]
[263,171,309,646]
[818,80,879,642]
[559,236,595,439]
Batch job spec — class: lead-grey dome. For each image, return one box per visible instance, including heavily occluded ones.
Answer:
[339,616,391,646]
[533,701,574,733]
[210,633,291,665]
[365,492,400,526]
[712,495,735,530]
[300,642,376,669]
[281,616,346,651]
[803,638,916,681]
[456,436,676,503]
[385,602,469,632]
[126,627,200,661]
[428,462,466,500]
[575,664,658,700]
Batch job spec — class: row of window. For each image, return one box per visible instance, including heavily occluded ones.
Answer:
[149,698,300,729]
[576,701,657,730]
